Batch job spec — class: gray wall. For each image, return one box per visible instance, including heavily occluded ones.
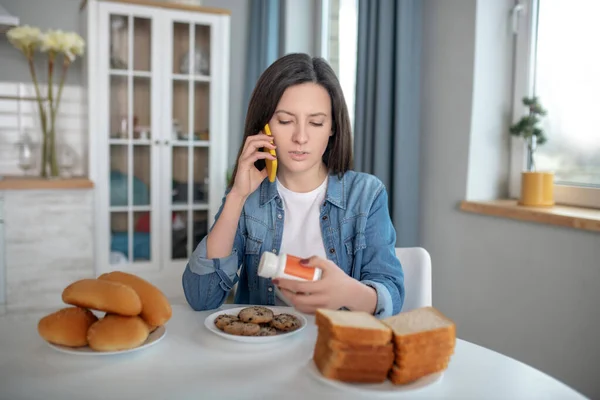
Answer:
[281,0,317,56]
[0,0,84,85]
[0,0,248,168]
[421,0,600,398]
[201,0,248,167]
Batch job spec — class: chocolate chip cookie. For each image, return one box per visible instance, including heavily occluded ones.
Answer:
[223,321,261,336]
[255,326,277,336]
[238,306,274,324]
[214,314,239,330]
[271,313,301,332]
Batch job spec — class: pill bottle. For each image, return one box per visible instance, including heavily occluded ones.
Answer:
[258,251,322,281]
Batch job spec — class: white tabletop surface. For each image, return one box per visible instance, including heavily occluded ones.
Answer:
[0,304,587,400]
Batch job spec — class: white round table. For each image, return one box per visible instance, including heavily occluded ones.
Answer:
[0,304,587,400]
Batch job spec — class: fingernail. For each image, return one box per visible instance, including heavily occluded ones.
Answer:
[272,279,279,285]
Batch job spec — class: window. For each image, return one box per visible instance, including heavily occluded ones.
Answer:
[319,0,358,130]
[510,0,600,208]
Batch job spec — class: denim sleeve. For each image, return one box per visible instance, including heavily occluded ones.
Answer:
[182,192,245,311]
[359,185,405,318]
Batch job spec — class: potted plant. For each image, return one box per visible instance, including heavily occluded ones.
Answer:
[6,25,85,178]
[509,96,554,207]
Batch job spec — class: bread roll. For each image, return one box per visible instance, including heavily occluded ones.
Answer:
[98,271,172,326]
[62,279,142,316]
[87,314,149,352]
[38,307,98,347]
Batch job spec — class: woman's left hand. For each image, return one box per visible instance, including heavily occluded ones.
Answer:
[273,256,371,314]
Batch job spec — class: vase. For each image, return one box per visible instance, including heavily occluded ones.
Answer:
[519,171,555,207]
[39,128,60,178]
[58,143,76,178]
[15,132,36,176]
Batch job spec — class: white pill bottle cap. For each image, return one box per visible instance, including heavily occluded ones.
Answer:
[258,251,281,278]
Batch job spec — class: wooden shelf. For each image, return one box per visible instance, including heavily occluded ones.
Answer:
[0,177,94,191]
[460,199,600,233]
[81,0,231,15]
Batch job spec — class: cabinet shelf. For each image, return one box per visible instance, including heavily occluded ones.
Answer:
[110,205,152,212]
[172,74,210,82]
[109,139,153,145]
[171,140,210,147]
[110,69,152,78]
[171,203,209,211]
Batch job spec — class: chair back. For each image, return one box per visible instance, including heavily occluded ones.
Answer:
[395,247,432,312]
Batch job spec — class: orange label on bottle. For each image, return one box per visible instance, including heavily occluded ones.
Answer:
[284,255,316,281]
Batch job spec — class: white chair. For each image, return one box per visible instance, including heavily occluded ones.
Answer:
[395,247,432,312]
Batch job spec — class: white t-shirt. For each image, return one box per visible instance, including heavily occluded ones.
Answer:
[274,177,328,305]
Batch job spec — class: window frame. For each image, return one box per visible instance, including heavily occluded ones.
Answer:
[509,0,600,209]
[317,0,358,131]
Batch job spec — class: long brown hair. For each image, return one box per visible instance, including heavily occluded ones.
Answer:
[228,53,353,188]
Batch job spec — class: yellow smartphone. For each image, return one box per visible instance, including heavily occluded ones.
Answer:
[263,124,277,182]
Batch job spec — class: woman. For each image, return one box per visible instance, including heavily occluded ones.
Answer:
[182,53,404,318]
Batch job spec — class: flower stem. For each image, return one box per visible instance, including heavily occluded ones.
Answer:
[49,57,70,178]
[47,53,59,177]
[53,58,69,120]
[28,56,48,177]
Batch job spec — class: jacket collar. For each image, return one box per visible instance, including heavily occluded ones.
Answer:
[259,173,347,209]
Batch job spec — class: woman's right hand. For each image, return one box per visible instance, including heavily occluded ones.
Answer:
[229,133,277,199]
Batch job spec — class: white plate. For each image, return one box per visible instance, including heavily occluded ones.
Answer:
[204,306,308,343]
[46,325,166,355]
[306,359,443,394]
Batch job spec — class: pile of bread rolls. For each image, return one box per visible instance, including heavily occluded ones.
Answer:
[37,271,172,352]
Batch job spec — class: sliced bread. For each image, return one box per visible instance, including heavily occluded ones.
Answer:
[382,307,455,345]
[313,336,394,371]
[314,347,389,383]
[317,329,394,354]
[389,360,450,385]
[315,308,392,346]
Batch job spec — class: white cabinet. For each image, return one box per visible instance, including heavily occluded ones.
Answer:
[0,195,4,306]
[83,0,230,294]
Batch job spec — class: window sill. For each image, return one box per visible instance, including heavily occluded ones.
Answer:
[0,176,94,191]
[460,199,600,233]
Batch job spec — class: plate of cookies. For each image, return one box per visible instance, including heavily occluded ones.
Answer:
[204,306,307,343]
[37,271,172,355]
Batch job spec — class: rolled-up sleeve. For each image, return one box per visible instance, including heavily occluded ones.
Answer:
[359,185,405,318]
[182,193,246,311]
[361,280,394,318]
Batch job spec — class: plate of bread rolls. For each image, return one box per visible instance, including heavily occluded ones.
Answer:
[307,306,455,393]
[37,271,172,355]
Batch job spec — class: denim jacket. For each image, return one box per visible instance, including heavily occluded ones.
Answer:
[182,170,405,318]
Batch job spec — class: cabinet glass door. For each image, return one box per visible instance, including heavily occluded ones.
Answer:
[107,13,155,266]
[169,20,211,262]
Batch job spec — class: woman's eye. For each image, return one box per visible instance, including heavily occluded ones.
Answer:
[310,122,324,127]
[278,120,292,125]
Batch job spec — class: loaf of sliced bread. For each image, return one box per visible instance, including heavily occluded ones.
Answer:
[315,308,392,346]
[382,307,456,385]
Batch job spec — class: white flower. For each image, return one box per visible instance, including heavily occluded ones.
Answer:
[66,32,85,59]
[6,25,42,57]
[40,30,85,61]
